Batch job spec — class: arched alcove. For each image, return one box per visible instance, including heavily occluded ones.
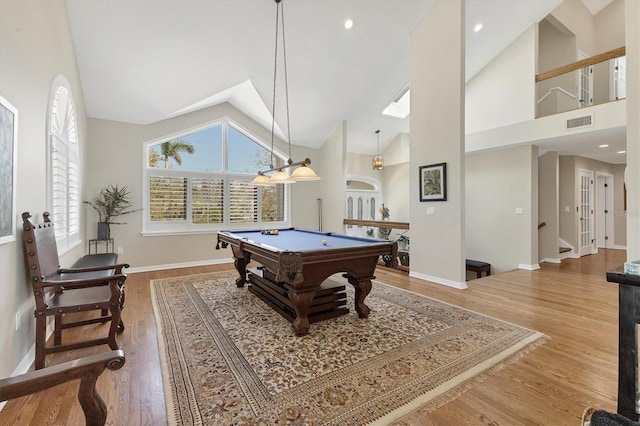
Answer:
[345,175,382,236]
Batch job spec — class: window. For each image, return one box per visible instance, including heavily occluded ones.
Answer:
[143,120,289,234]
[48,75,80,252]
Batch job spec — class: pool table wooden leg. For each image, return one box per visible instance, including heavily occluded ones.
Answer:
[289,290,315,336]
[230,246,250,287]
[345,275,372,318]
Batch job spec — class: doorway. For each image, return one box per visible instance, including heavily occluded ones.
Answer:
[596,172,614,250]
[611,55,627,101]
[577,50,593,108]
[345,175,382,237]
[578,169,595,256]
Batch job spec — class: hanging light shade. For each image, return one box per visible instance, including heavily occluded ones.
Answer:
[291,165,320,181]
[251,0,320,184]
[291,158,321,181]
[373,129,384,170]
[269,169,297,183]
[251,174,273,186]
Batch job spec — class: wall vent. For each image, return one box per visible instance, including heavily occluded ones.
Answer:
[566,115,593,130]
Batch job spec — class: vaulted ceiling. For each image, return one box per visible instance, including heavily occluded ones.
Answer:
[67,0,621,162]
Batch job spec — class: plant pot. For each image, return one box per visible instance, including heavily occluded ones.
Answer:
[97,222,111,240]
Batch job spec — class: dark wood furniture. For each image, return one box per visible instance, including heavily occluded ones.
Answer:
[0,350,125,425]
[217,228,396,336]
[248,266,349,323]
[606,266,640,421]
[22,212,129,369]
[466,259,491,279]
[89,238,114,254]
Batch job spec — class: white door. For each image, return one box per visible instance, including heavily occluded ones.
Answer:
[577,51,593,107]
[613,56,627,100]
[579,170,595,256]
[345,190,380,237]
[596,174,614,249]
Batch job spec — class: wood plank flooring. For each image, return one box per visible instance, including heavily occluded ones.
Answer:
[0,249,627,425]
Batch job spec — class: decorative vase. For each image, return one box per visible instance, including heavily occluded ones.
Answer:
[378,226,391,240]
[97,222,110,240]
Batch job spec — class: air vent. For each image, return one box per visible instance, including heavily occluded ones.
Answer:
[566,115,593,130]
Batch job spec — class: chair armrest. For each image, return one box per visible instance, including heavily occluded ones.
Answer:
[0,350,125,425]
[59,263,130,274]
[0,349,125,400]
[41,274,127,290]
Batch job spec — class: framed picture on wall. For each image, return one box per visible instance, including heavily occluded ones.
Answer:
[0,95,18,245]
[419,162,446,202]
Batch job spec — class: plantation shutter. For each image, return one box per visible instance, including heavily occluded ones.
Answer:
[149,176,188,221]
[229,179,257,223]
[192,177,224,223]
[50,135,68,239]
[261,184,286,222]
[49,78,80,245]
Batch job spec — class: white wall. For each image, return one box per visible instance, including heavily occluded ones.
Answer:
[466,145,539,273]
[538,151,560,262]
[625,0,640,260]
[381,133,410,166]
[345,152,382,179]
[289,144,323,231]
[466,26,537,134]
[410,0,466,288]
[549,0,595,55]
[316,121,347,233]
[594,0,626,53]
[382,162,410,224]
[559,156,578,248]
[0,1,89,378]
[537,17,577,116]
[467,100,626,153]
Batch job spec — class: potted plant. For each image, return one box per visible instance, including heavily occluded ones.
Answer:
[397,232,410,250]
[377,204,391,240]
[84,184,139,239]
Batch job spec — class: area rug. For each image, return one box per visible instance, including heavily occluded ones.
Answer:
[151,271,545,425]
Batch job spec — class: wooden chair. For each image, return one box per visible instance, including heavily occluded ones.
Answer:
[0,350,125,426]
[22,212,129,369]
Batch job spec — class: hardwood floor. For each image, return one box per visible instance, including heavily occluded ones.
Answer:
[0,250,627,425]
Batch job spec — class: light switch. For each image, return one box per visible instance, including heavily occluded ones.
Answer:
[564,206,570,212]
[427,207,435,215]
[515,207,523,215]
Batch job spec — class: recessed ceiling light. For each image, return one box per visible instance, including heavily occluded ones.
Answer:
[344,19,354,30]
[617,150,626,154]
[598,144,609,148]
[474,23,483,32]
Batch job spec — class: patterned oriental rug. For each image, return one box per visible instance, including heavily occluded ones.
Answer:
[151,272,545,425]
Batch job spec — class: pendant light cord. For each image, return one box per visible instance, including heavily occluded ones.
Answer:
[281,0,292,164]
[269,1,280,170]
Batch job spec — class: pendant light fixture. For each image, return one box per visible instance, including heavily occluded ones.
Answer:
[251,0,320,185]
[372,129,384,170]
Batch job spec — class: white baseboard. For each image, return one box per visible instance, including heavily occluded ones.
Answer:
[558,251,574,260]
[409,271,468,290]
[0,324,52,412]
[540,258,561,264]
[518,263,540,271]
[126,258,234,274]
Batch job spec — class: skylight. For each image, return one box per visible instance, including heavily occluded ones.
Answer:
[382,86,410,119]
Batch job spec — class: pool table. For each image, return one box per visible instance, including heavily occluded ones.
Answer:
[217,228,397,336]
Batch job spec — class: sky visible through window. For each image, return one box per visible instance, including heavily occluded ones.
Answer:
[150,124,276,173]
